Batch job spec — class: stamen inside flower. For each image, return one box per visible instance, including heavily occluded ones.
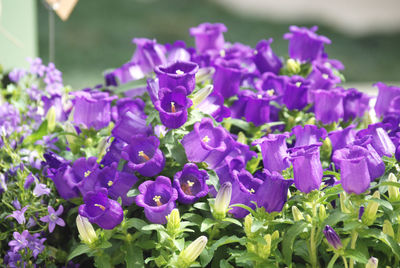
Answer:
[202,136,210,143]
[138,151,150,161]
[257,94,263,99]
[322,73,329,79]
[248,188,255,194]
[176,69,184,75]
[220,49,226,57]
[267,89,275,96]
[84,170,91,177]
[107,180,113,187]
[171,102,176,113]
[296,82,302,87]
[50,213,57,221]
[153,195,162,206]
[94,204,106,211]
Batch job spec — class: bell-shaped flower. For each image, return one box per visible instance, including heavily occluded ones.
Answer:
[283,25,331,62]
[131,38,166,74]
[260,72,287,98]
[255,170,294,213]
[166,40,191,63]
[342,88,370,122]
[307,63,340,90]
[154,86,193,129]
[173,163,209,204]
[291,124,327,148]
[328,125,356,152]
[213,182,232,220]
[374,82,400,117]
[79,188,124,229]
[154,61,199,95]
[253,38,282,75]
[111,97,146,122]
[189,22,227,53]
[252,133,291,173]
[121,135,165,177]
[313,89,345,124]
[282,76,310,110]
[194,92,231,122]
[213,58,244,99]
[136,176,178,224]
[289,144,323,193]
[71,90,117,130]
[356,123,395,157]
[111,111,152,143]
[76,215,97,244]
[332,145,371,194]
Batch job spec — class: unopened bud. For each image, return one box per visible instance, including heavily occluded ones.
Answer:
[292,206,304,221]
[195,67,215,83]
[286,58,301,74]
[213,182,232,220]
[97,137,111,160]
[321,137,332,160]
[237,131,247,145]
[166,208,181,233]
[319,205,327,221]
[244,214,253,237]
[191,85,213,108]
[365,257,378,268]
[323,225,342,250]
[260,234,272,258]
[340,193,351,214]
[271,230,279,241]
[46,106,57,132]
[76,215,97,244]
[383,220,395,238]
[178,236,208,267]
[64,122,78,146]
[362,191,380,226]
[387,173,400,202]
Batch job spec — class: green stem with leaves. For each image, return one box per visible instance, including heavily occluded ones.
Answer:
[309,200,319,268]
[349,230,358,268]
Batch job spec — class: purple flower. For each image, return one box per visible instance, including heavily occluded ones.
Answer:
[71,90,117,130]
[111,61,146,85]
[189,23,227,53]
[223,42,254,63]
[356,123,395,157]
[255,170,294,213]
[6,205,28,225]
[396,144,400,162]
[215,156,246,186]
[8,230,30,252]
[155,61,199,95]
[323,225,342,249]
[9,68,26,83]
[291,125,327,148]
[328,125,356,152]
[121,135,166,177]
[4,251,22,267]
[154,86,193,129]
[28,57,46,77]
[253,39,282,75]
[374,82,400,117]
[195,92,231,122]
[42,95,68,122]
[28,233,46,258]
[24,173,35,189]
[213,58,244,99]
[260,72,287,97]
[112,111,152,143]
[289,144,323,193]
[283,26,331,62]
[131,38,167,74]
[112,97,145,121]
[173,163,209,204]
[342,88,370,121]
[33,182,51,197]
[136,176,178,224]
[313,89,345,124]
[79,188,124,229]
[44,62,63,95]
[332,145,371,194]
[40,205,65,233]
[307,63,340,90]
[166,40,191,63]
[253,133,291,173]
[282,76,310,110]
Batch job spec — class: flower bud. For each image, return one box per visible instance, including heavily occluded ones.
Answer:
[365,257,378,268]
[320,137,332,160]
[191,85,213,108]
[195,67,215,83]
[286,58,301,74]
[271,230,279,241]
[166,208,181,234]
[244,214,253,237]
[64,122,78,146]
[46,106,57,132]
[237,131,247,145]
[213,182,232,220]
[339,193,351,214]
[260,234,272,257]
[76,215,97,244]
[387,173,400,202]
[319,205,327,221]
[323,225,342,250]
[382,220,395,238]
[178,236,208,267]
[358,206,365,220]
[362,191,380,226]
[292,206,304,221]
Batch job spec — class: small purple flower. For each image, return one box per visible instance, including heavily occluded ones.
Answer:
[24,173,35,189]
[28,57,46,77]
[33,182,51,197]
[9,68,26,83]
[313,89,345,124]
[343,88,370,121]
[253,133,291,173]
[291,124,327,148]
[253,39,282,75]
[121,135,166,177]
[289,144,323,193]
[189,23,227,53]
[356,123,395,157]
[6,205,28,225]
[131,38,167,73]
[323,225,342,249]
[44,62,63,95]
[328,125,356,152]
[332,145,371,195]
[283,26,331,62]
[173,163,209,205]
[8,230,30,252]
[282,76,310,110]
[71,90,117,130]
[374,82,400,117]
[40,205,66,233]
[154,61,199,95]
[213,58,244,99]
[255,170,294,213]
[79,188,124,229]
[136,176,178,224]
[154,86,193,129]
[28,233,46,258]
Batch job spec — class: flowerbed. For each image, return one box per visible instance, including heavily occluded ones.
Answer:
[1,23,400,267]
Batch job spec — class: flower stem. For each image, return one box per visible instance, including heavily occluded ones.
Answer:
[342,256,349,268]
[349,230,358,268]
[309,200,319,268]
[327,253,339,268]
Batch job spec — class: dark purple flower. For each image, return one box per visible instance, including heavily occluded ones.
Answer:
[136,176,178,224]
[291,125,327,148]
[101,138,127,166]
[332,145,370,194]
[166,40,191,63]
[121,135,165,177]
[24,173,35,189]
[396,144,400,162]
[40,205,65,233]
[6,205,28,225]
[356,123,395,157]
[342,88,371,121]
[374,82,400,117]
[252,133,291,173]
[255,170,294,213]
[4,251,22,267]
[358,206,365,220]
[8,230,30,252]
[328,125,356,152]
[112,111,152,143]
[289,144,323,193]
[189,23,227,53]
[213,58,244,99]
[215,156,246,186]
[260,72,287,97]
[283,26,331,62]
[131,38,167,73]
[282,76,310,110]
[71,90,117,130]
[313,89,345,124]
[173,163,209,204]
[253,39,282,75]
[307,63,341,90]
[154,86,193,129]
[323,225,342,249]
[79,188,124,229]
[154,61,199,95]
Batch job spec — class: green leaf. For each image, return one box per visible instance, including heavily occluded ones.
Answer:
[358,229,400,259]
[173,238,185,251]
[126,189,140,197]
[94,254,112,268]
[369,198,393,210]
[141,224,165,232]
[343,249,368,264]
[67,244,91,261]
[165,142,188,165]
[200,218,217,232]
[222,218,242,227]
[282,221,308,265]
[374,181,400,188]
[250,219,264,233]
[206,170,220,191]
[246,156,260,174]
[220,259,234,268]
[193,202,210,211]
[98,240,112,249]
[124,218,149,233]
[124,243,144,268]
[23,120,48,145]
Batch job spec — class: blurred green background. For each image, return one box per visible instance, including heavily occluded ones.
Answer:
[33,0,400,89]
